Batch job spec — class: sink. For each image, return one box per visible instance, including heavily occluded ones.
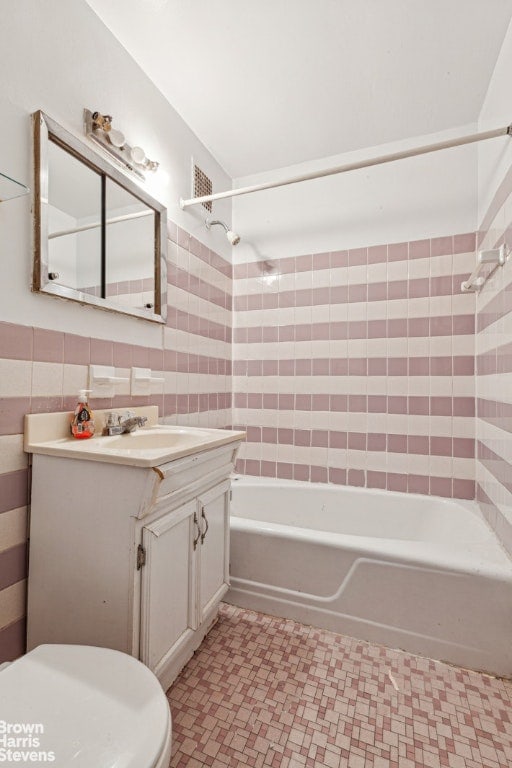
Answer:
[106,428,214,451]
[24,407,246,467]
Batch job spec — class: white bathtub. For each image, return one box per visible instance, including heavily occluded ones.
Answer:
[226,477,512,677]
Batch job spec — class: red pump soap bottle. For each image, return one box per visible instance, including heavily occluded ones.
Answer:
[71,389,95,439]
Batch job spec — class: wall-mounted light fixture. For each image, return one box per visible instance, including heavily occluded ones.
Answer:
[84,109,159,180]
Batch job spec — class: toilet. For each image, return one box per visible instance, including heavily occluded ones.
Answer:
[0,644,172,767]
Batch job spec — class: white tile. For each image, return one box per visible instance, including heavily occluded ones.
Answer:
[0,359,32,397]
[0,507,27,553]
[0,436,26,473]
[0,580,26,628]
[31,362,63,397]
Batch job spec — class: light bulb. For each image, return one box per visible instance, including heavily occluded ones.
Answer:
[109,129,126,148]
[131,146,147,165]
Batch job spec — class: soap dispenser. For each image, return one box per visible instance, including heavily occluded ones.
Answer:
[71,390,95,439]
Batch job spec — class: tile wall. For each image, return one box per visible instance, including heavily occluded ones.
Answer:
[232,234,476,499]
[0,222,233,663]
[476,163,512,555]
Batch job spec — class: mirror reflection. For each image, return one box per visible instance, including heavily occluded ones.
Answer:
[34,111,167,323]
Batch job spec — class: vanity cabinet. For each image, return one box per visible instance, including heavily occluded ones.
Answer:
[139,480,230,684]
[26,441,240,691]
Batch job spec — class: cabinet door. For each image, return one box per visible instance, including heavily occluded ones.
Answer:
[197,480,231,624]
[139,500,200,675]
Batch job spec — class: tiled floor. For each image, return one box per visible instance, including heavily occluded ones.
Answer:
[167,604,512,768]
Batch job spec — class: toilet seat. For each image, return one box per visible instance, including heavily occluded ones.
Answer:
[0,644,172,768]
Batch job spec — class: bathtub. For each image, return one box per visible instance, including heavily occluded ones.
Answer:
[226,477,512,677]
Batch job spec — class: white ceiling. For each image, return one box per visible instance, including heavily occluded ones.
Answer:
[86,0,512,179]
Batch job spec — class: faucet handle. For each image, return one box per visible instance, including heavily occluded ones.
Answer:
[105,411,121,427]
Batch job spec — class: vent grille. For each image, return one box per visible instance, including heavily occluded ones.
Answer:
[193,164,213,212]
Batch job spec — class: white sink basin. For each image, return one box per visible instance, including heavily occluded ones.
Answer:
[106,427,214,451]
[24,408,245,467]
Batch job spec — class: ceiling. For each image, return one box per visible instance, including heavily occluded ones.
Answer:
[85,0,512,179]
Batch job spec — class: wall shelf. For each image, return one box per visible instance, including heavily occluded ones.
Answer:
[0,171,29,202]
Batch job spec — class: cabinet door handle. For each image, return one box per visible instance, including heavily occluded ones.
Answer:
[193,512,201,551]
[200,507,209,544]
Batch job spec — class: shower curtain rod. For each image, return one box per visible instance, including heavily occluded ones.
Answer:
[48,209,153,240]
[180,124,512,210]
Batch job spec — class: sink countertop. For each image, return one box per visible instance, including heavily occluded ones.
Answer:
[25,407,245,468]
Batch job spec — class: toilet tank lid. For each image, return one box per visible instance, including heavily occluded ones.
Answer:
[0,644,171,768]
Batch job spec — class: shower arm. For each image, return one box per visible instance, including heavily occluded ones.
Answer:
[180,123,512,209]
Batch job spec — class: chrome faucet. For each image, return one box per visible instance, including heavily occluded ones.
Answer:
[104,411,148,436]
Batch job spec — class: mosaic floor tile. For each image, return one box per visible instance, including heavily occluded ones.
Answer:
[167,605,512,767]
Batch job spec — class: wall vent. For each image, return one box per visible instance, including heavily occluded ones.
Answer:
[193,164,213,212]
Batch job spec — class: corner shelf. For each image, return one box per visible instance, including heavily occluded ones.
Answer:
[0,171,29,202]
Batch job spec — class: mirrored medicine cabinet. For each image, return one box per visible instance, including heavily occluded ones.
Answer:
[32,110,167,323]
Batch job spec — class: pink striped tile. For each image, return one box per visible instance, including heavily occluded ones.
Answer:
[387,473,407,492]
[311,430,328,447]
[431,235,453,257]
[347,468,365,486]
[329,431,347,449]
[408,474,430,494]
[328,394,346,412]
[408,435,429,454]
[328,467,346,485]
[0,322,32,362]
[263,393,278,409]
[63,333,89,365]
[293,464,309,481]
[310,466,328,482]
[279,393,294,410]
[409,357,429,375]
[33,328,64,363]
[454,232,476,253]
[0,469,28,514]
[276,462,293,479]
[367,470,387,489]
[312,394,330,410]
[368,282,387,301]
[0,543,27,590]
[452,479,475,500]
[368,244,387,264]
[260,461,276,478]
[0,397,31,435]
[312,252,331,270]
[368,433,386,451]
[296,254,312,272]
[294,429,310,447]
[430,436,452,455]
[430,477,453,497]
[348,247,367,266]
[388,280,408,300]
[453,397,475,417]
[348,432,366,450]
[330,250,348,267]
[0,619,26,664]
[388,242,408,262]
[409,238,430,260]
[388,434,407,453]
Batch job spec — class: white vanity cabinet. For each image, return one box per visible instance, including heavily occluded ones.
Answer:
[139,480,230,685]
[26,437,241,691]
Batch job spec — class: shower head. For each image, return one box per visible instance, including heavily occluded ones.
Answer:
[205,218,241,246]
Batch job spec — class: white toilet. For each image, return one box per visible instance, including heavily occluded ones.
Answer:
[0,644,172,767]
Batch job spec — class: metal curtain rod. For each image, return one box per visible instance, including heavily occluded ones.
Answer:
[180,124,512,209]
